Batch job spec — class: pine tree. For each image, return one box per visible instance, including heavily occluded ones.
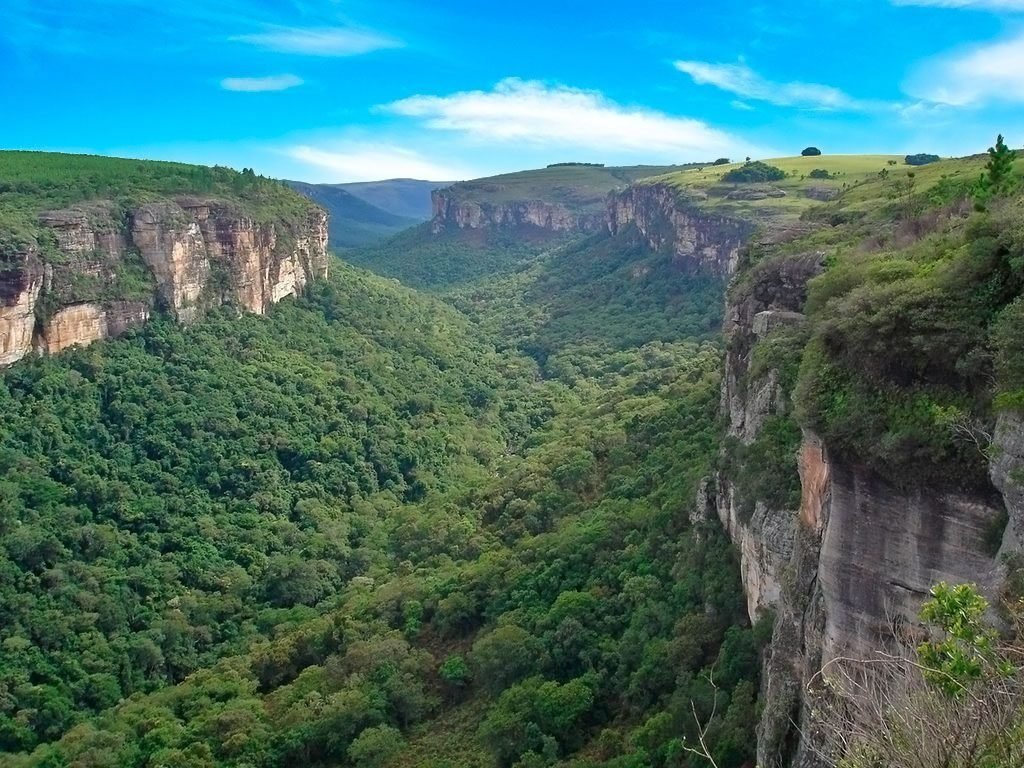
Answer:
[975,134,1017,208]
[986,134,1016,193]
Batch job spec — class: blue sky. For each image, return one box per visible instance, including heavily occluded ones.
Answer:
[3,0,1024,181]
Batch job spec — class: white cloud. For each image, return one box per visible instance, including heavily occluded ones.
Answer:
[381,78,752,159]
[892,0,1024,10]
[232,26,400,56]
[285,144,475,183]
[220,74,303,92]
[904,30,1024,105]
[674,60,874,110]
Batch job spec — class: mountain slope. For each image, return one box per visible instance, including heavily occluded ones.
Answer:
[336,178,450,220]
[286,180,419,249]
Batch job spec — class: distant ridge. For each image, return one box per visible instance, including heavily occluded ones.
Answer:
[334,178,455,220]
[285,180,420,249]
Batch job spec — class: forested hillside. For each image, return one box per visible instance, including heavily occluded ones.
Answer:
[2,154,763,767]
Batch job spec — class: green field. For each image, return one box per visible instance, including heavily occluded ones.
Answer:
[443,164,695,207]
[645,154,951,224]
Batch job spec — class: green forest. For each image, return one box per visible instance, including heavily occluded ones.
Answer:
[1,161,764,766]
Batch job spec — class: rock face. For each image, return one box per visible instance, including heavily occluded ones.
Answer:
[35,302,151,355]
[715,245,1019,767]
[430,189,604,234]
[0,200,328,366]
[607,184,754,276]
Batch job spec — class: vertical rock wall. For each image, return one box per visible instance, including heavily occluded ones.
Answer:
[0,200,329,365]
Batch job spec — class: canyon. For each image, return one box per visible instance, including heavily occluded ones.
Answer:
[441,167,1023,765]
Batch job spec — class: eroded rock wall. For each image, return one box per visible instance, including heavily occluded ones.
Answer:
[716,249,1018,768]
[607,184,754,276]
[0,200,328,365]
[429,189,604,234]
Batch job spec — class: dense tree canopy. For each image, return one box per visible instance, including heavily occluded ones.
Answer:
[3,205,763,767]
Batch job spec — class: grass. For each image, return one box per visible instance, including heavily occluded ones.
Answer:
[443,164,698,208]
[0,151,319,258]
[646,154,918,224]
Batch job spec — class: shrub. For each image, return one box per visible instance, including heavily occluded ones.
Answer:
[801,147,822,157]
[712,157,731,166]
[905,153,941,167]
[809,169,832,180]
[348,725,405,768]
[721,162,787,183]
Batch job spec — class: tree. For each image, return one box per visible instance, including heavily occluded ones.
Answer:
[722,161,786,183]
[470,625,543,693]
[439,654,471,688]
[712,158,731,166]
[985,133,1017,194]
[802,147,822,156]
[347,725,404,768]
[905,153,941,166]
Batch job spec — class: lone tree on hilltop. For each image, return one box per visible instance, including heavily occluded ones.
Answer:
[974,134,1018,208]
[801,147,822,156]
[986,134,1016,192]
[712,157,731,166]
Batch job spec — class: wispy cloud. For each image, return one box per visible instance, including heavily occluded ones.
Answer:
[221,74,303,92]
[382,78,756,159]
[674,60,879,111]
[891,0,1024,10]
[286,144,475,183]
[232,26,401,56]
[904,30,1024,105]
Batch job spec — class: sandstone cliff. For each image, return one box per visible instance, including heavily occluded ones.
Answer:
[714,246,1019,767]
[0,200,328,366]
[607,184,754,277]
[429,188,604,234]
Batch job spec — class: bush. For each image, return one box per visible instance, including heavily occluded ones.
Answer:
[801,147,822,157]
[348,725,405,768]
[712,158,731,166]
[721,162,787,183]
[905,154,940,167]
[809,169,832,180]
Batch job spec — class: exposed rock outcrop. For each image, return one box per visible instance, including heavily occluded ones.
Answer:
[34,302,151,355]
[0,253,45,367]
[430,189,604,234]
[715,243,1018,768]
[0,201,328,366]
[607,184,754,276]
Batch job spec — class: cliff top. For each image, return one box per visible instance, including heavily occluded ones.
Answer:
[0,151,321,258]
[645,153,977,225]
[440,163,695,208]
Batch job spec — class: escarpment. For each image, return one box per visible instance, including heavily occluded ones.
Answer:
[0,200,328,365]
[607,184,754,276]
[430,188,604,234]
[712,224,1022,766]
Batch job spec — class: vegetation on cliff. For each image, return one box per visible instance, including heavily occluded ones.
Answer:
[790,142,1023,488]
[0,152,319,261]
